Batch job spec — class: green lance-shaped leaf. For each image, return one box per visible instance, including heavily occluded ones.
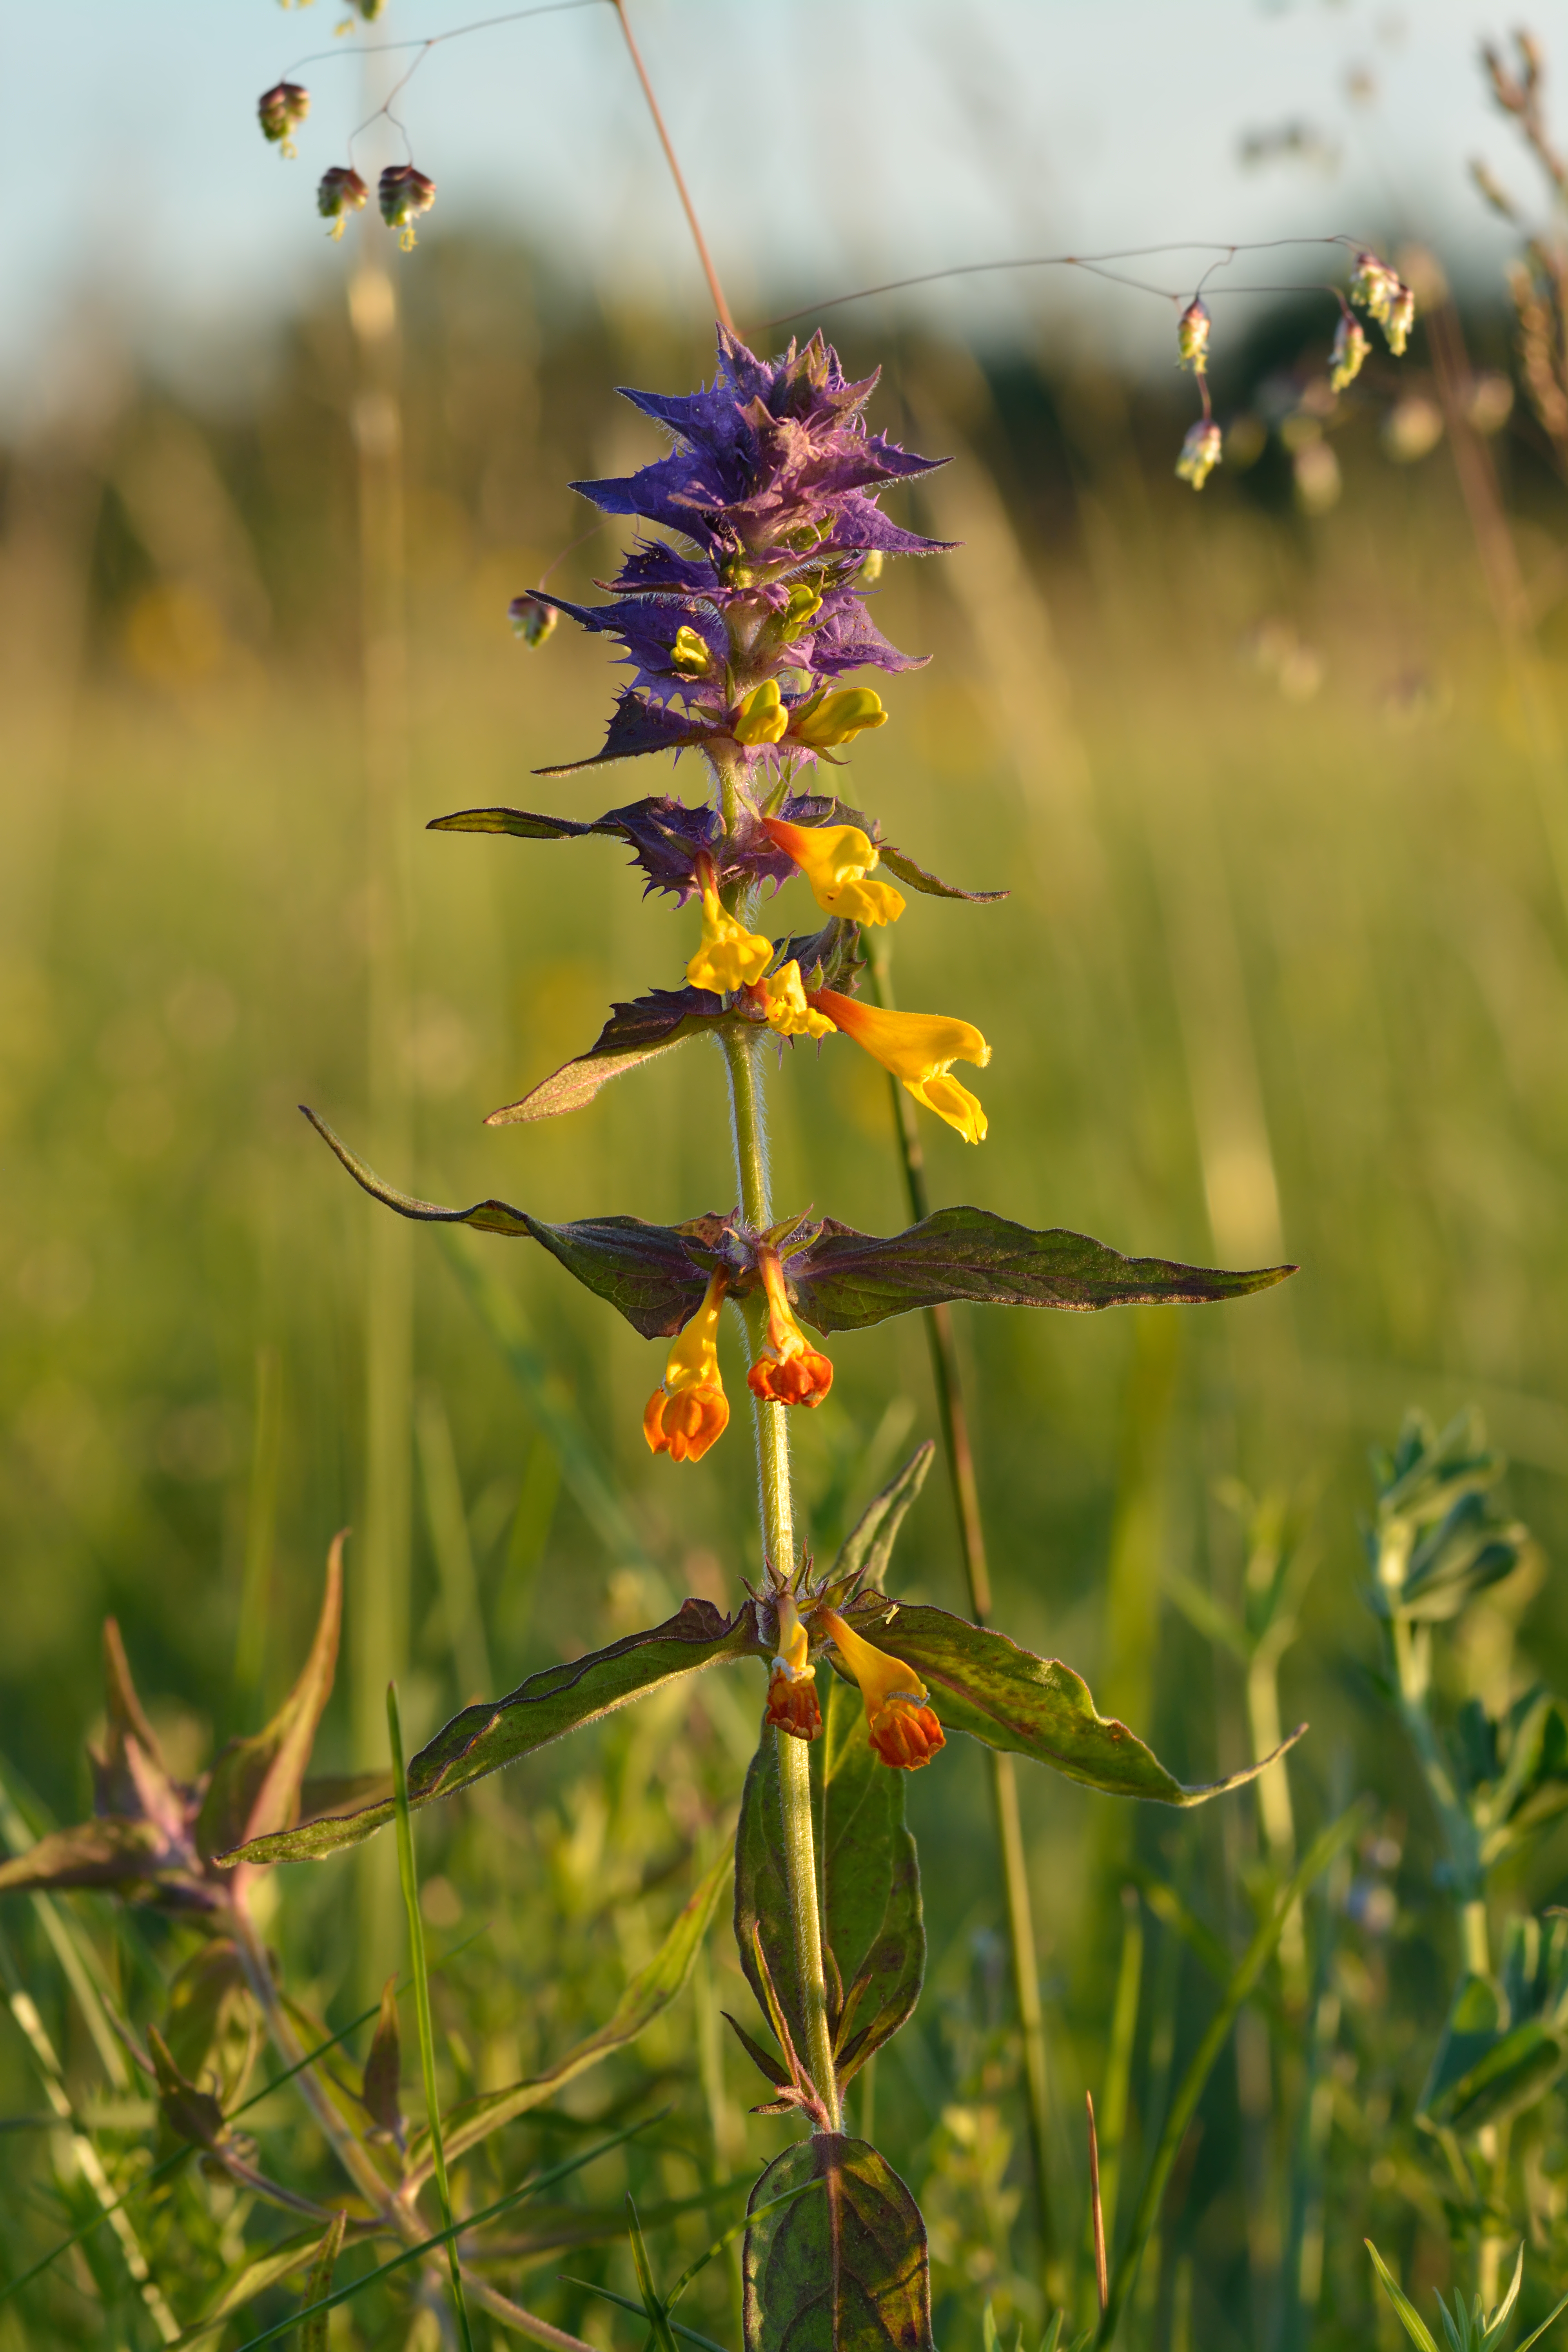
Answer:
[827,1443,935,1598]
[406,1846,731,2184]
[744,2132,934,2352]
[163,1939,258,2109]
[301,1107,720,1339]
[837,1598,1305,1804]
[299,2211,348,2352]
[487,984,731,1125]
[222,1602,757,1868]
[736,1676,923,2095]
[196,1535,345,1864]
[149,2022,227,2152]
[788,1207,1294,1331]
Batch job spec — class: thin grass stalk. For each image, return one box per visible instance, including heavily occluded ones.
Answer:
[387,1681,475,2352]
[867,935,1053,2256]
[1098,1806,1364,2345]
[608,0,733,331]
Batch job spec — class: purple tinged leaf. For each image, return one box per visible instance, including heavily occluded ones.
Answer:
[222,1601,762,1867]
[428,795,801,905]
[149,2022,227,2152]
[535,686,717,778]
[360,1976,404,2149]
[744,2133,934,2352]
[0,1816,178,1899]
[787,1209,1296,1334]
[301,1104,721,1337]
[485,984,730,1126]
[195,1538,344,1864]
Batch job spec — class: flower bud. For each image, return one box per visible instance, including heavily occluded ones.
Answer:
[858,549,884,584]
[258,82,310,158]
[1175,420,1222,492]
[670,624,711,675]
[1177,298,1211,374]
[379,164,436,251]
[509,594,557,648]
[1328,314,1370,393]
[317,166,368,240]
[788,686,887,750]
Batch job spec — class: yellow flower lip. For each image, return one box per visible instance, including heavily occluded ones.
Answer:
[788,687,887,750]
[733,679,789,746]
[686,857,773,995]
[644,1269,730,1464]
[760,818,905,929]
[756,960,836,1041]
[810,989,991,1144]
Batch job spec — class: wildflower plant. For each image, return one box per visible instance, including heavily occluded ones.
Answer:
[201,325,1307,2342]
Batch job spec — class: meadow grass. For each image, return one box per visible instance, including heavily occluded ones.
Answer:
[2,255,1568,2348]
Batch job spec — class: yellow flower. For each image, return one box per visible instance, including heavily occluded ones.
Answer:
[756,960,837,1041]
[670,625,711,676]
[685,858,772,994]
[761,817,906,928]
[643,1269,730,1464]
[810,989,990,1143]
[789,687,887,750]
[814,1606,945,1771]
[747,1249,833,1409]
[733,679,789,746]
[765,1589,821,1742]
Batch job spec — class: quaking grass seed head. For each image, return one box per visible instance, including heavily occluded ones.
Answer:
[508,592,557,648]
[317,166,368,239]
[378,164,436,250]
[258,81,310,157]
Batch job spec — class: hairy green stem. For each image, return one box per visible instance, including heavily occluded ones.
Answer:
[867,937,1053,2258]
[720,1020,841,2132]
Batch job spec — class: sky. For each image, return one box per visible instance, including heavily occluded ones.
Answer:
[5,0,1543,421]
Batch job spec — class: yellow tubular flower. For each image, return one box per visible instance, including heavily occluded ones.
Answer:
[748,1249,833,1409]
[810,988,990,1144]
[685,857,772,994]
[764,1589,821,1741]
[733,679,789,746]
[814,1606,945,1771]
[643,1269,730,1465]
[760,817,906,928]
[757,960,837,1041]
[789,687,887,750]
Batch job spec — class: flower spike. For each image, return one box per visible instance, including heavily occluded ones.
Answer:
[761,817,905,928]
[815,1606,945,1771]
[685,856,772,993]
[748,1249,834,1408]
[810,989,990,1143]
[644,1269,730,1464]
[765,1590,822,1741]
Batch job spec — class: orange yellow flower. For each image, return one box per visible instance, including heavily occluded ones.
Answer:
[764,1589,821,1742]
[815,1606,945,1771]
[760,817,906,928]
[755,959,836,1041]
[685,857,772,994]
[809,989,990,1144]
[643,1270,730,1464]
[748,1250,834,1408]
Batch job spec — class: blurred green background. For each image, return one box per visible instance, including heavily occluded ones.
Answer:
[5,89,1568,2345]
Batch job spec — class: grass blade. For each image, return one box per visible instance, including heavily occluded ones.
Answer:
[664,2178,819,2312]
[625,2195,680,2352]
[388,1679,475,2352]
[299,2211,347,2352]
[229,2115,652,2352]
[1365,2240,1443,2352]
[1099,1804,1366,2343]
[558,2278,730,2352]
